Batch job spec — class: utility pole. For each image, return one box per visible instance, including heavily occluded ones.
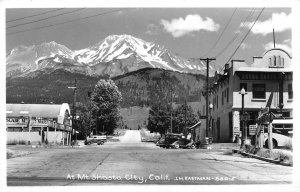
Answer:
[68,79,77,144]
[170,86,173,133]
[200,58,216,140]
[184,97,187,137]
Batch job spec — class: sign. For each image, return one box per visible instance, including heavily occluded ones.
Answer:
[200,116,207,119]
[249,125,257,135]
[233,127,240,135]
[258,107,269,120]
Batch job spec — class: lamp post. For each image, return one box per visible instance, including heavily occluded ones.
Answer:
[239,87,247,148]
[209,103,213,143]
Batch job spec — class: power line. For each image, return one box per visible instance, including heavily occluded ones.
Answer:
[213,8,256,58]
[7,8,85,29]
[7,8,65,23]
[7,8,129,36]
[225,8,265,64]
[202,8,237,58]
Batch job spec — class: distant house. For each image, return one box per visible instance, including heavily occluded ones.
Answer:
[6,103,72,145]
[199,48,293,142]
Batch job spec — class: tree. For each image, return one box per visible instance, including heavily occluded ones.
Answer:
[147,103,170,135]
[172,103,198,134]
[147,102,198,135]
[91,79,122,135]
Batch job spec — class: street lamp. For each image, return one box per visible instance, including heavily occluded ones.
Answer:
[209,103,213,144]
[239,87,247,148]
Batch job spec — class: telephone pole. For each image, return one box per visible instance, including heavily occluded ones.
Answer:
[200,58,216,142]
[68,79,77,144]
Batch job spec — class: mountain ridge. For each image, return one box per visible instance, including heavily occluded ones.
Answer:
[7,34,216,78]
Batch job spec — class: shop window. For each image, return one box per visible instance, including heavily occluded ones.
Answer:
[253,84,266,99]
[288,84,293,99]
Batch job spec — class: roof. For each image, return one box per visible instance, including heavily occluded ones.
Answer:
[236,67,293,73]
[6,103,70,118]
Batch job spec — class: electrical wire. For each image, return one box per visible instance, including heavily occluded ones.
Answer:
[213,8,256,58]
[7,8,65,23]
[7,8,129,36]
[202,8,237,58]
[7,8,85,29]
[225,8,265,64]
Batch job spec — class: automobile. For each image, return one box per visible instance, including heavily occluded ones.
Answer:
[156,137,165,147]
[263,132,292,149]
[85,135,107,145]
[164,133,183,149]
[172,138,196,149]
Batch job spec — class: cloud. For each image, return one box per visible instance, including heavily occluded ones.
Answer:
[160,14,220,38]
[145,24,160,35]
[243,12,291,36]
[264,41,292,54]
[241,43,249,50]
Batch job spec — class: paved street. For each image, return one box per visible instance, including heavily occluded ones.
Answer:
[7,130,292,186]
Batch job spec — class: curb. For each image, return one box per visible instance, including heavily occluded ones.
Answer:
[232,149,292,166]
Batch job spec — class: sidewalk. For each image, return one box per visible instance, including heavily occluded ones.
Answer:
[209,143,240,150]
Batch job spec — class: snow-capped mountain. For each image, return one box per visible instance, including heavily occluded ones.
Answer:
[6,35,213,77]
[6,41,75,76]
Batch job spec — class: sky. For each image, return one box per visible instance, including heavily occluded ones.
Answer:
[5,7,292,69]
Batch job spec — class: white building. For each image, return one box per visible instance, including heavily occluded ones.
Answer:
[6,103,72,145]
[199,48,293,142]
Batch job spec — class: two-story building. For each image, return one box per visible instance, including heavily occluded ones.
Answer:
[6,103,73,145]
[200,48,293,142]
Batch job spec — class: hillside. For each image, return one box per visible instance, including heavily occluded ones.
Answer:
[6,68,206,108]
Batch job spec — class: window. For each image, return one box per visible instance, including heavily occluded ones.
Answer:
[222,91,224,105]
[253,84,266,99]
[288,84,293,99]
[240,83,247,92]
[227,87,229,102]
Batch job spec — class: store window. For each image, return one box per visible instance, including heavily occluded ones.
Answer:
[288,84,293,99]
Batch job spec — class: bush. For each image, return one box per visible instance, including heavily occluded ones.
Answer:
[7,140,26,145]
[282,139,293,151]
[244,145,293,165]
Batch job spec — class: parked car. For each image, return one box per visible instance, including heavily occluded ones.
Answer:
[156,137,165,147]
[172,138,196,149]
[164,133,182,149]
[85,135,107,145]
[263,133,292,149]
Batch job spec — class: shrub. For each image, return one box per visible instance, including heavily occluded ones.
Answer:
[7,140,26,145]
[282,139,293,151]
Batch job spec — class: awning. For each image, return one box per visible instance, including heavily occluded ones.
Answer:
[272,119,293,124]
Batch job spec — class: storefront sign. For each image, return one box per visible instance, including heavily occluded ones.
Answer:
[249,125,257,135]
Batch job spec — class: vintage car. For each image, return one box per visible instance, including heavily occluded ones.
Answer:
[172,138,196,149]
[85,135,107,145]
[263,133,292,148]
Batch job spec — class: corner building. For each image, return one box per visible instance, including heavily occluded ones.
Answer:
[200,48,293,142]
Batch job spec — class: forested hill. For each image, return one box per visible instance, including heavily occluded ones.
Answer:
[6,68,206,107]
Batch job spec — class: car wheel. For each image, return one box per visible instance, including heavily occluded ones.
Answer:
[190,144,196,149]
[174,142,179,149]
[265,139,278,149]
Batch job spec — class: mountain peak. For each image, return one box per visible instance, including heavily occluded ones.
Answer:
[7,34,215,78]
